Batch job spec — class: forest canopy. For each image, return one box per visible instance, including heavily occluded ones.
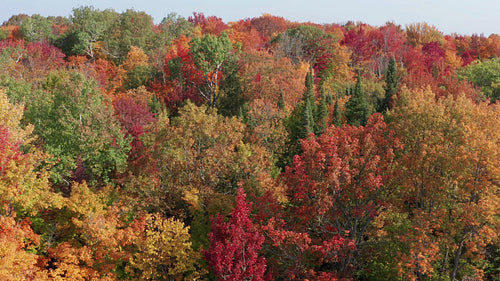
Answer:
[0,7,499,281]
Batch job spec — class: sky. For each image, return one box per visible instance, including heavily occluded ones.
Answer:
[2,0,499,36]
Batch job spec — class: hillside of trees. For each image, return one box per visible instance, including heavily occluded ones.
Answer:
[0,7,499,280]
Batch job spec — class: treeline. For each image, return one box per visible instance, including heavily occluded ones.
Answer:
[0,7,499,280]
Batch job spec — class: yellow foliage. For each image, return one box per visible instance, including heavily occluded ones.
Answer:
[122,46,149,71]
[128,213,204,280]
[0,90,62,215]
[0,89,34,145]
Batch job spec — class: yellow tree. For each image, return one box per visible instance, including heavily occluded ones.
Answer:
[385,87,500,281]
[0,89,62,214]
[42,182,143,280]
[127,213,204,280]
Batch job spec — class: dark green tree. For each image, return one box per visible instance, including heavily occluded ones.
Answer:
[216,55,246,117]
[302,96,314,137]
[113,9,155,60]
[331,96,342,127]
[279,70,317,168]
[345,73,370,126]
[314,87,328,134]
[378,55,398,112]
[277,89,285,110]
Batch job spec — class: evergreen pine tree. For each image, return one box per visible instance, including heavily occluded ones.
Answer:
[378,55,398,112]
[304,70,316,108]
[332,96,342,127]
[302,97,314,138]
[149,92,162,115]
[315,88,328,134]
[277,89,285,111]
[216,56,246,117]
[279,70,317,169]
[326,92,333,105]
[345,72,370,126]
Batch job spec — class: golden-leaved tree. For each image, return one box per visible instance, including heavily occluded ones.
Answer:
[382,87,500,281]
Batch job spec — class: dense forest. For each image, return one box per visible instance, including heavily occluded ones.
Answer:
[0,6,499,280]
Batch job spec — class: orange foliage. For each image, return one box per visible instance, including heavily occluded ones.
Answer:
[240,49,308,110]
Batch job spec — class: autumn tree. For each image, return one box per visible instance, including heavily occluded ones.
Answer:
[282,114,399,277]
[188,12,228,36]
[239,49,308,109]
[40,182,143,280]
[205,187,266,280]
[0,212,43,280]
[123,102,275,250]
[127,213,204,280]
[384,87,500,281]
[0,89,62,215]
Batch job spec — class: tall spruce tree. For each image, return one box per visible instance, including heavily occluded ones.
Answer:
[378,55,398,112]
[315,88,328,134]
[217,56,246,117]
[277,89,285,111]
[279,70,317,169]
[332,96,342,127]
[345,72,370,126]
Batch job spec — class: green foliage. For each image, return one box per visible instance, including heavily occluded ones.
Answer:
[190,32,234,106]
[345,73,370,126]
[378,55,399,112]
[124,65,153,89]
[158,13,194,44]
[331,97,342,127]
[24,71,130,185]
[314,88,328,134]
[19,14,54,43]
[69,6,119,59]
[457,58,500,102]
[0,75,33,104]
[216,55,246,117]
[114,9,155,60]
[191,33,233,75]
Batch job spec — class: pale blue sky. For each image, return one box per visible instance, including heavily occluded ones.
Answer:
[2,0,499,36]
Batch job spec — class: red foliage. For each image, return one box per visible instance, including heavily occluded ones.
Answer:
[282,114,399,276]
[0,39,65,82]
[188,12,228,36]
[205,187,267,281]
[422,41,446,76]
[342,23,405,75]
[113,96,156,169]
[148,36,204,113]
[0,126,22,179]
[249,14,291,42]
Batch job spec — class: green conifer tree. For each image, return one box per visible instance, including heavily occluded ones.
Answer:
[332,96,342,127]
[315,88,328,134]
[345,72,370,126]
[277,89,285,111]
[378,55,398,112]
